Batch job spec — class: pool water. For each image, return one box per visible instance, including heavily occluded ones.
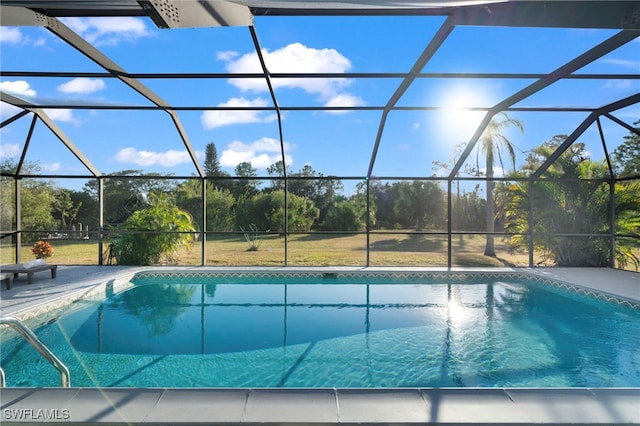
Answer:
[2,276,639,388]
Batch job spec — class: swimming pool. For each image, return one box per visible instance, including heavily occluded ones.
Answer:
[1,271,639,388]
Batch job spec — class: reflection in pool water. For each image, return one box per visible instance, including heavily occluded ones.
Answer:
[2,277,639,388]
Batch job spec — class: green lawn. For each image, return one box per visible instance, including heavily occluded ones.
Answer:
[0,234,533,268]
[2,233,637,270]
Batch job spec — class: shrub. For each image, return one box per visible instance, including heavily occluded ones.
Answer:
[110,193,196,265]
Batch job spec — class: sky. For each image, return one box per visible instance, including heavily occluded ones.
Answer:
[0,12,638,193]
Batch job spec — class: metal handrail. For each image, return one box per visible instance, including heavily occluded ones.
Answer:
[0,317,70,387]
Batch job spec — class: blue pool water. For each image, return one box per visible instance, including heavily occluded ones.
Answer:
[1,274,639,388]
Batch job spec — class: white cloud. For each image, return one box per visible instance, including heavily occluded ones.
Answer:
[323,93,366,113]
[113,147,195,167]
[220,137,292,169]
[412,122,421,130]
[42,162,61,172]
[220,42,361,105]
[0,80,37,98]
[0,143,21,158]
[201,97,277,129]
[60,17,152,46]
[0,27,47,47]
[43,109,75,122]
[603,80,635,90]
[57,78,106,94]
[598,58,640,70]
[0,27,23,44]
[217,50,239,61]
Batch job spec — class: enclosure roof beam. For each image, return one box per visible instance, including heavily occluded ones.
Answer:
[0,109,30,129]
[447,29,640,180]
[4,71,640,80]
[43,16,206,178]
[367,16,455,178]
[530,92,640,180]
[3,0,639,31]
[603,113,640,138]
[249,25,287,179]
[246,1,640,30]
[0,91,102,177]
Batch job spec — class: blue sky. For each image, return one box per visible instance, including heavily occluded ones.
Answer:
[0,14,638,193]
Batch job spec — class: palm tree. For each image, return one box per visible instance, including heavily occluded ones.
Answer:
[477,112,524,257]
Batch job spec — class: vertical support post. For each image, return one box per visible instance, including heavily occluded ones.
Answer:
[201,178,207,266]
[609,178,616,269]
[528,180,534,267]
[98,177,104,265]
[15,178,22,264]
[284,176,288,267]
[366,178,370,267]
[447,179,452,268]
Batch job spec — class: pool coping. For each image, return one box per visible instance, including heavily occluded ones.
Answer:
[1,387,638,425]
[1,266,639,425]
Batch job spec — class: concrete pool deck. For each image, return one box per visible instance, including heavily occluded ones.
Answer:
[0,266,639,425]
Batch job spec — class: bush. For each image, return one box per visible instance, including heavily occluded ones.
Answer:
[110,193,196,265]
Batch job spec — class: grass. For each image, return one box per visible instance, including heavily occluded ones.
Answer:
[1,233,636,270]
[0,233,533,268]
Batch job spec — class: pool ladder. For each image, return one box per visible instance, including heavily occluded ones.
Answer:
[0,317,70,387]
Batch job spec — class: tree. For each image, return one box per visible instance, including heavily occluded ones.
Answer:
[82,170,176,225]
[69,189,98,233]
[235,190,319,233]
[0,160,58,241]
[393,180,445,231]
[321,199,366,231]
[610,119,640,177]
[266,160,288,191]
[500,138,640,268]
[174,179,204,231]
[370,180,395,229]
[109,192,196,265]
[206,188,235,232]
[20,179,57,242]
[287,165,343,224]
[477,112,524,256]
[233,161,260,198]
[174,180,235,233]
[203,142,222,177]
[203,142,232,191]
[51,188,80,230]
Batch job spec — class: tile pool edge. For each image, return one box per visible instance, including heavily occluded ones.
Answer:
[131,267,640,309]
[1,386,638,425]
[1,272,137,325]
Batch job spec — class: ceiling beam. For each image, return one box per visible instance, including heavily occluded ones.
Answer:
[43,15,206,178]
[0,91,102,177]
[448,29,639,179]
[530,92,640,180]
[367,16,455,178]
